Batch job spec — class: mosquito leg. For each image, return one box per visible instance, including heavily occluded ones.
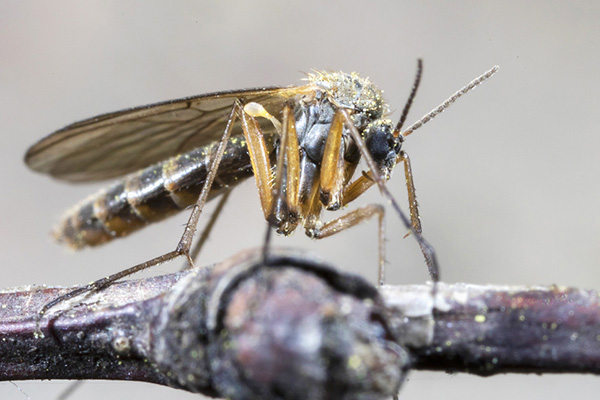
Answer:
[56,380,84,400]
[238,103,278,263]
[262,222,273,264]
[319,109,346,209]
[337,160,431,283]
[186,188,233,266]
[341,172,375,205]
[272,103,291,211]
[308,107,387,284]
[282,104,301,215]
[37,249,182,325]
[340,110,439,282]
[37,102,244,330]
[393,150,439,285]
[239,103,275,219]
[309,205,386,287]
[175,102,244,258]
[262,102,301,263]
[397,151,422,236]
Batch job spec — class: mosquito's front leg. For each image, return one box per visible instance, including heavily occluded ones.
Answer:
[340,160,436,281]
[304,108,389,284]
[241,101,301,235]
[308,205,387,286]
[340,110,439,282]
[344,151,422,237]
[397,151,422,236]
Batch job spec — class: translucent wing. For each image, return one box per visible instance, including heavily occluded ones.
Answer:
[25,86,302,182]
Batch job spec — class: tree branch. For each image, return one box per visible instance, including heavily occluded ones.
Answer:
[383,283,600,375]
[0,248,598,399]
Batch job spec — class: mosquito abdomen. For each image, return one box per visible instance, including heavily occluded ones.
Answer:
[54,137,255,249]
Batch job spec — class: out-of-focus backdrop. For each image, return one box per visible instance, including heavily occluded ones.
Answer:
[2,1,599,399]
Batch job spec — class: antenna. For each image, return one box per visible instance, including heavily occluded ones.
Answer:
[402,65,499,137]
[394,59,423,134]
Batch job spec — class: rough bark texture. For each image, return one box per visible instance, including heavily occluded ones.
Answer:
[1,248,599,399]
[383,283,600,375]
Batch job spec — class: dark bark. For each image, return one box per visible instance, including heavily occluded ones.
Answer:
[0,248,598,399]
[382,283,600,375]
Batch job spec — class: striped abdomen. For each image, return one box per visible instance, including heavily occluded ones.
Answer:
[55,137,255,249]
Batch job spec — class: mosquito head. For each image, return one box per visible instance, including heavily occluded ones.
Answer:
[362,119,402,180]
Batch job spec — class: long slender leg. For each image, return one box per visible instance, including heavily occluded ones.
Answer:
[310,205,387,286]
[343,153,422,237]
[396,150,440,281]
[345,151,423,235]
[176,102,243,257]
[340,110,439,282]
[37,102,244,325]
[307,109,388,284]
[397,151,422,236]
[56,380,84,400]
[187,188,232,265]
[341,172,376,205]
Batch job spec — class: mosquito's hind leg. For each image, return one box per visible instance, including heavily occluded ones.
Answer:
[187,188,233,266]
[37,101,244,330]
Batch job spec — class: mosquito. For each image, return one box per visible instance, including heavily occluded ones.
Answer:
[27,61,497,319]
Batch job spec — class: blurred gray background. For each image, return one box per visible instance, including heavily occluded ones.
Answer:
[2,1,600,399]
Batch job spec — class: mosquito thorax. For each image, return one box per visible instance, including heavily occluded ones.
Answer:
[307,71,388,129]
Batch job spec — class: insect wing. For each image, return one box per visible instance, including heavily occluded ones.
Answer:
[25,86,297,182]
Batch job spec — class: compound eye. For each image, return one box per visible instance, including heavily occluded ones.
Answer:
[365,128,390,161]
